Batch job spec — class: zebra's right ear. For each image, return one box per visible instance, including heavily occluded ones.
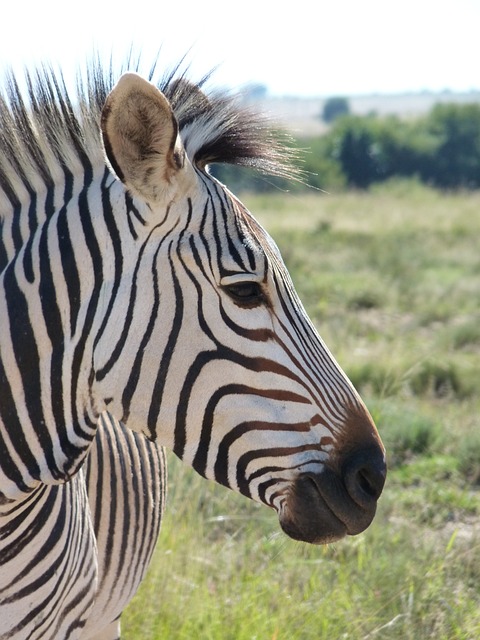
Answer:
[101,73,192,203]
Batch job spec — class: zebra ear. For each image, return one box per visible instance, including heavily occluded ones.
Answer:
[101,73,189,203]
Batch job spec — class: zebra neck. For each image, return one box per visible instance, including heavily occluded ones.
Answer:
[0,170,125,501]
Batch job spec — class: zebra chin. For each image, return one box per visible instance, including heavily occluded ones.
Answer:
[278,447,387,545]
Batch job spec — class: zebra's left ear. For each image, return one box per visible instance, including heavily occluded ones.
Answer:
[101,73,191,203]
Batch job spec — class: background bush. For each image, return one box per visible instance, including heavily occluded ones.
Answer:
[212,102,480,192]
[321,96,350,123]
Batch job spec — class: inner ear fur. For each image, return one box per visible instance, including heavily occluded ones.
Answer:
[101,73,186,203]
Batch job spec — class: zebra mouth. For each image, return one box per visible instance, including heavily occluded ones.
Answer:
[278,448,386,545]
[278,474,350,545]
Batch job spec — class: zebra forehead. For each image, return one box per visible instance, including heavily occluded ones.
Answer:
[235,203,286,267]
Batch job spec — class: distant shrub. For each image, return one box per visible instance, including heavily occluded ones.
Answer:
[322,96,350,123]
[346,290,383,310]
[408,361,469,399]
[458,430,480,484]
[425,103,480,188]
[312,102,480,190]
[388,414,441,465]
[410,362,455,397]
[328,116,376,187]
[325,115,413,188]
[346,362,402,397]
[451,320,480,350]
[370,403,442,467]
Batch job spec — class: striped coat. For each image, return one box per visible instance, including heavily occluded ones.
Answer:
[0,60,386,638]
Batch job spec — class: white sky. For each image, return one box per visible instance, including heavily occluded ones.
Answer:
[1,0,479,97]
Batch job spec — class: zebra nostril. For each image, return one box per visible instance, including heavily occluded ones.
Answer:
[357,467,382,499]
[343,448,386,508]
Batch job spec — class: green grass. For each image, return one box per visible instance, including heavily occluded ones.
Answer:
[123,182,480,638]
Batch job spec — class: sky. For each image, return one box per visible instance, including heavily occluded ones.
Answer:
[1,0,479,97]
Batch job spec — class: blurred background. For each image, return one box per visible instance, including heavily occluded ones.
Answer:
[3,0,479,191]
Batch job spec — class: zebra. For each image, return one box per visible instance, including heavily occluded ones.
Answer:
[0,59,386,638]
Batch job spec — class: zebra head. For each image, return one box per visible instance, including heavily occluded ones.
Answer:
[94,72,386,545]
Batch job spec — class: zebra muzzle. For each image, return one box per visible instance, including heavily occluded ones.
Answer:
[279,446,386,545]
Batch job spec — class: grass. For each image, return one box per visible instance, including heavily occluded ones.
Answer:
[122,181,480,639]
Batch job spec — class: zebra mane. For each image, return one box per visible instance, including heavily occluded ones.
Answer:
[0,58,297,216]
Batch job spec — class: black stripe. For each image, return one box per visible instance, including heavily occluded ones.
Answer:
[92,169,124,352]
[120,239,161,420]
[69,162,103,439]
[236,443,326,499]
[58,205,81,337]
[209,181,248,277]
[0,357,37,494]
[3,261,59,479]
[148,242,184,442]
[38,218,71,468]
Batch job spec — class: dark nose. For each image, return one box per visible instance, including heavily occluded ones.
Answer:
[343,447,387,509]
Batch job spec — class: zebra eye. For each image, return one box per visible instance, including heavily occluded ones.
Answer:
[222,281,265,307]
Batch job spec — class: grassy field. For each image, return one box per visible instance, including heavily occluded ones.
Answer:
[122,181,480,639]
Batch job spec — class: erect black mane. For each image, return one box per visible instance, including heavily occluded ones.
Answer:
[0,56,297,216]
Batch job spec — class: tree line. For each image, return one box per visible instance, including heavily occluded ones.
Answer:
[211,101,480,191]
